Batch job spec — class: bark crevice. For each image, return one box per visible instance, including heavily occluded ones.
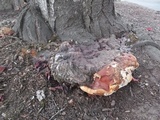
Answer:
[12,0,127,43]
[13,4,53,43]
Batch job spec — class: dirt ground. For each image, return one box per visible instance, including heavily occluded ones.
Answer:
[0,1,160,120]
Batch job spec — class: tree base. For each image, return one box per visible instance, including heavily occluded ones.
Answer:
[13,0,128,43]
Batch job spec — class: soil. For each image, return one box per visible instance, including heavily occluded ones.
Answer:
[0,1,160,120]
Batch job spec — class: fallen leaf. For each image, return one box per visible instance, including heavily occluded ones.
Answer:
[1,27,14,36]
[0,29,4,38]
[30,49,37,57]
[0,94,4,102]
[0,65,6,73]
[20,48,37,57]
[146,27,153,31]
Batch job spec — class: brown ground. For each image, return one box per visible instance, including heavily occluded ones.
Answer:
[0,1,160,120]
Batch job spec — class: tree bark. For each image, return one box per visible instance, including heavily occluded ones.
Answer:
[13,0,127,43]
[0,0,26,11]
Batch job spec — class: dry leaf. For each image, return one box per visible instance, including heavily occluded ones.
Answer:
[1,27,14,36]
[0,65,6,73]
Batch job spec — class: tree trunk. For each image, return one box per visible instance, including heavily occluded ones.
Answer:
[0,0,26,11]
[13,0,127,43]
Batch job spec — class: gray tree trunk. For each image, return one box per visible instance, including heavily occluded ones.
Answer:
[0,0,26,11]
[13,0,127,43]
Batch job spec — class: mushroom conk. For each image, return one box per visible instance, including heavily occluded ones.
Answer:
[80,53,139,96]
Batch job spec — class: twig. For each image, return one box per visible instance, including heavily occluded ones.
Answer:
[95,117,99,120]
[0,40,20,50]
[53,98,59,109]
[38,105,45,114]
[36,102,45,119]
[45,42,60,48]
[5,36,22,40]
[130,87,133,97]
[131,41,160,50]
[0,89,4,91]
[49,107,66,120]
